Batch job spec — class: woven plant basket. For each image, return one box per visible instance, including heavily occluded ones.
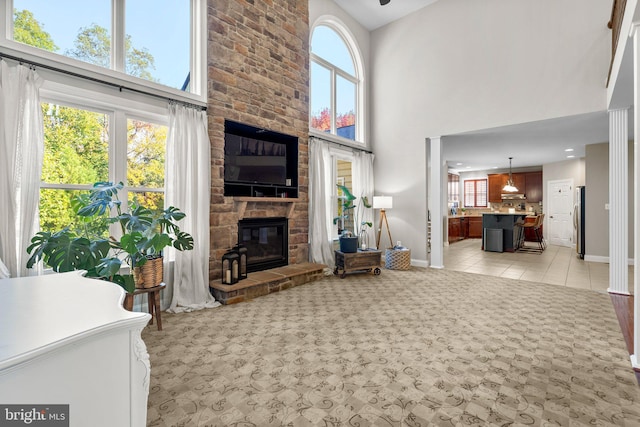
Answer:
[133,256,164,289]
[385,249,411,270]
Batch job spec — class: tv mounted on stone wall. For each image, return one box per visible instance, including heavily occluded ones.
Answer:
[224,120,298,197]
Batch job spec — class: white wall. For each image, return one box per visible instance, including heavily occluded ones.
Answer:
[585,143,609,258]
[584,141,635,260]
[370,0,610,262]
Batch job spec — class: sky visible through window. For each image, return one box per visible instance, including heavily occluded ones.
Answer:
[13,0,190,90]
[311,25,357,129]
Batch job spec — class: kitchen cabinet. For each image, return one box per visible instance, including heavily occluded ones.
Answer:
[467,217,483,238]
[488,172,540,203]
[524,171,543,202]
[448,217,461,243]
[448,217,470,243]
[488,174,505,203]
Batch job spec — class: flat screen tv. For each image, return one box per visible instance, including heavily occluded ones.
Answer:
[224,133,287,186]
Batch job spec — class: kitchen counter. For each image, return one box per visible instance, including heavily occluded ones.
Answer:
[482,212,527,252]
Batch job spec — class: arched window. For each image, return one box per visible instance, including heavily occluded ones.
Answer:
[310,24,362,143]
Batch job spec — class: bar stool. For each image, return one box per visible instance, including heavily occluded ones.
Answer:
[519,214,545,253]
[513,217,526,250]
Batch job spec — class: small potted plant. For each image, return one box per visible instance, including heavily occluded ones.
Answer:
[334,184,372,252]
[27,181,193,293]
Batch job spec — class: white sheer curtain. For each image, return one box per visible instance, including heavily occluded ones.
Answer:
[308,137,335,267]
[0,61,43,278]
[165,103,220,312]
[353,150,375,248]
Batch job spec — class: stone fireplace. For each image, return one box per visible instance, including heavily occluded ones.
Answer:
[207,1,311,287]
[239,217,288,272]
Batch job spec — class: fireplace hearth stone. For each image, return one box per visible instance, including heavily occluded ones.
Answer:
[209,262,326,304]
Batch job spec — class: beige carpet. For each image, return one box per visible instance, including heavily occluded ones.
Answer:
[142,268,640,426]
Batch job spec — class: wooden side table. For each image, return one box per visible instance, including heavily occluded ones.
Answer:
[123,283,166,331]
[334,249,382,278]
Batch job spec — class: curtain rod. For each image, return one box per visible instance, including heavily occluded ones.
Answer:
[0,53,207,111]
[310,134,373,154]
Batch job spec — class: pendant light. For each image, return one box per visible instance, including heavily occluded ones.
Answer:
[380,0,391,5]
[502,157,518,192]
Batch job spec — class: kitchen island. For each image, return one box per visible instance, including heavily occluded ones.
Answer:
[482,213,528,252]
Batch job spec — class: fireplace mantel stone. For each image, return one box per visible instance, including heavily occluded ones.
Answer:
[234,197,300,219]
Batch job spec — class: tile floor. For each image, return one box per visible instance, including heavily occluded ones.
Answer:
[443,238,635,294]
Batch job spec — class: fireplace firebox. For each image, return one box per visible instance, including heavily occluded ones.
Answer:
[238,217,288,273]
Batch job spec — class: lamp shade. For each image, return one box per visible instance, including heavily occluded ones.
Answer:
[373,196,393,209]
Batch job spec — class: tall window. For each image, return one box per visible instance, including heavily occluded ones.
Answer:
[310,24,361,142]
[8,0,198,94]
[464,179,488,208]
[448,173,459,204]
[335,159,353,236]
[39,100,168,234]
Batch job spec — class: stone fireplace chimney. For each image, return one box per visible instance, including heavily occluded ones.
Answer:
[207,1,310,284]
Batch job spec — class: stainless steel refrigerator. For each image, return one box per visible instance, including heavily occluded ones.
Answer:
[575,186,585,259]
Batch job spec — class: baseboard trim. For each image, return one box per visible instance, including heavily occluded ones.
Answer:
[584,255,609,263]
[411,259,429,268]
[583,255,635,265]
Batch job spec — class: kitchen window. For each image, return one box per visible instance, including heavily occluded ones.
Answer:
[464,179,488,208]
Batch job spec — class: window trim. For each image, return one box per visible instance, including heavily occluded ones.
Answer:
[1,0,206,105]
[310,18,365,146]
[330,147,355,239]
[464,179,488,208]
[39,82,170,236]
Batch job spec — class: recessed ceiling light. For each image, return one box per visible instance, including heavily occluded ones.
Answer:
[492,166,498,169]
[466,166,471,169]
[456,162,463,166]
[567,155,575,158]
[565,148,574,152]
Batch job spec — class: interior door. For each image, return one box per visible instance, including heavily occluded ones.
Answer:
[547,179,574,247]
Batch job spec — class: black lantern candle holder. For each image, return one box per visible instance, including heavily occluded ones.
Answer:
[234,244,248,280]
[221,250,239,285]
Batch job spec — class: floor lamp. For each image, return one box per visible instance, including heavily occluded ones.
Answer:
[373,196,393,249]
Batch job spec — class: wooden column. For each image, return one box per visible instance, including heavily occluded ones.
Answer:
[427,136,444,269]
[608,108,629,296]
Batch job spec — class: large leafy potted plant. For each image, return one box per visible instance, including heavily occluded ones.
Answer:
[26,181,193,293]
[334,184,372,252]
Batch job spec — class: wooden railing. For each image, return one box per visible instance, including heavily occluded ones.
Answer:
[607,0,627,86]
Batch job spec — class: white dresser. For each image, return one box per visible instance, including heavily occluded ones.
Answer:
[0,272,151,427]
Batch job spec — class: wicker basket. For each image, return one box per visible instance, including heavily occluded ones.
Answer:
[133,256,164,289]
[385,249,411,270]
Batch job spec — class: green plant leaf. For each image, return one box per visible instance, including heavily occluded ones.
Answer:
[141,233,173,255]
[95,257,123,278]
[120,231,145,254]
[44,234,93,272]
[107,274,135,294]
[26,230,55,268]
[173,231,194,251]
[337,184,356,201]
[361,196,372,209]
[78,181,124,217]
[119,204,153,233]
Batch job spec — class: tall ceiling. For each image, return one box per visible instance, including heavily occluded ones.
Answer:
[332,0,624,172]
[333,0,439,30]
